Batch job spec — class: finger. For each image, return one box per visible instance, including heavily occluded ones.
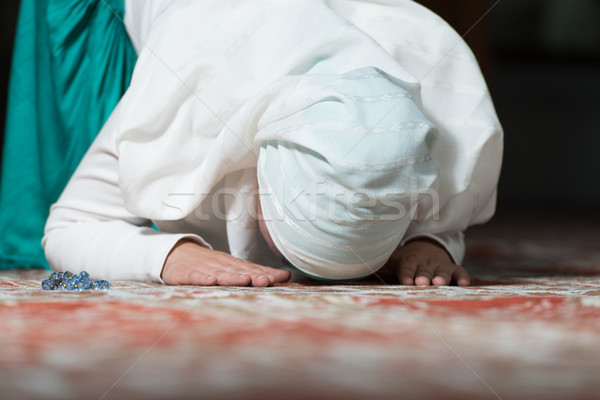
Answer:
[260,266,291,283]
[414,263,436,286]
[164,268,217,286]
[215,272,253,286]
[215,259,265,286]
[251,275,272,287]
[452,266,471,286]
[431,264,455,286]
[182,269,217,286]
[237,263,290,285]
[241,265,276,286]
[396,257,419,285]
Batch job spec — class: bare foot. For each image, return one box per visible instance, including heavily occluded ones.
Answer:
[387,239,470,286]
[162,240,291,286]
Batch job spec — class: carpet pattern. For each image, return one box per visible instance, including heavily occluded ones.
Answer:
[1,215,600,400]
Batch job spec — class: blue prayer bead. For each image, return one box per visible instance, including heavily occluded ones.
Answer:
[92,280,109,290]
[43,271,110,291]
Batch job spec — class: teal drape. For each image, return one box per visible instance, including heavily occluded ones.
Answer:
[0,0,137,269]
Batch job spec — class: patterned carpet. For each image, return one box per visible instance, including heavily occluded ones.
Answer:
[1,213,600,400]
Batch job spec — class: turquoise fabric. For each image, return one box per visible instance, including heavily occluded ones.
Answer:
[0,0,136,269]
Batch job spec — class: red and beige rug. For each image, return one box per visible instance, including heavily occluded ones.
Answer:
[1,214,600,400]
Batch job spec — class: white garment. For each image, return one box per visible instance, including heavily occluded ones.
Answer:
[43,0,503,282]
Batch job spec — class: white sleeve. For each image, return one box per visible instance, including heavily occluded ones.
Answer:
[42,105,210,283]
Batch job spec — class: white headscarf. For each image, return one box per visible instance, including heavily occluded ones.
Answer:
[256,68,438,279]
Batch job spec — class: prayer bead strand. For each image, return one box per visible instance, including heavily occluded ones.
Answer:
[42,270,110,291]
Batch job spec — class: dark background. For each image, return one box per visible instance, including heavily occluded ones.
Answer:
[1,0,600,215]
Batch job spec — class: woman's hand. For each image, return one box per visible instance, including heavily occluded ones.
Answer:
[161,240,291,286]
[387,239,470,286]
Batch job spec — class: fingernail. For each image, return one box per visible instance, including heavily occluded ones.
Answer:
[432,277,445,286]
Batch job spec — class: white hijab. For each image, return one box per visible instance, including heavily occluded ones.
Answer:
[256,68,438,279]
